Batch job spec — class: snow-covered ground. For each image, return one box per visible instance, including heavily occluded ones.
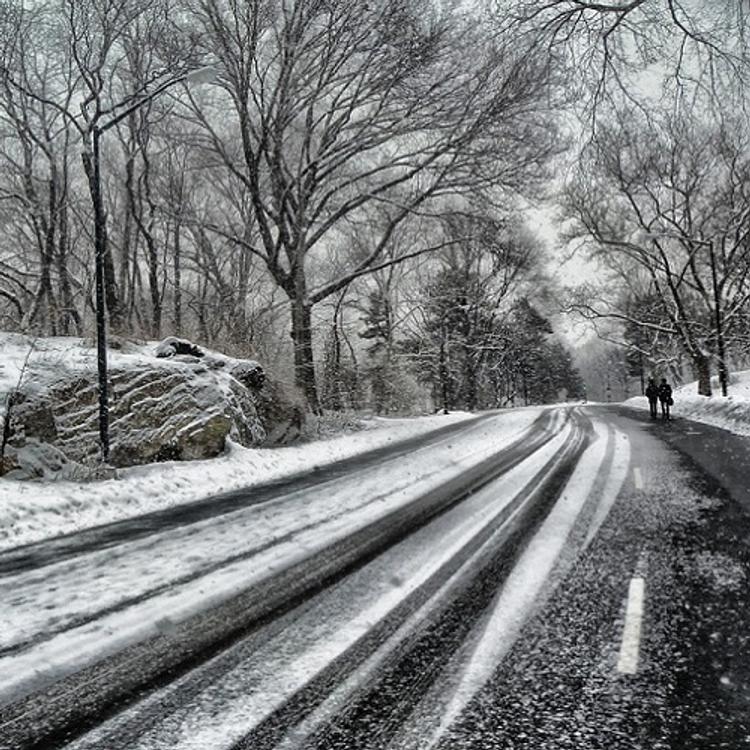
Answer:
[0,332,484,551]
[1,408,559,708]
[624,370,750,436]
[0,409,484,553]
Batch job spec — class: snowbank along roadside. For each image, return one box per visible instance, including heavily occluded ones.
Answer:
[624,369,750,437]
[0,409,480,553]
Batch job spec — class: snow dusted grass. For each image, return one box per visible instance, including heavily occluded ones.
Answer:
[624,370,750,436]
[0,410,477,553]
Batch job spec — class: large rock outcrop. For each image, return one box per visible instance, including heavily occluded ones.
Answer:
[3,339,305,477]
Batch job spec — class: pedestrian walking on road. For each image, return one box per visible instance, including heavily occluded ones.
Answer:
[657,378,673,420]
[645,377,659,419]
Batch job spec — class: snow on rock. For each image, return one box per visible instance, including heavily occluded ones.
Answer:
[153,336,204,359]
[0,333,302,477]
[624,369,750,436]
[229,359,266,389]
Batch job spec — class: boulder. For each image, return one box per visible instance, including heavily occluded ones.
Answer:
[253,378,306,444]
[106,363,252,467]
[3,337,306,475]
[6,360,269,470]
[1,439,115,481]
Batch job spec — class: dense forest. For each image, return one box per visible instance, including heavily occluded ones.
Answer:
[0,0,587,413]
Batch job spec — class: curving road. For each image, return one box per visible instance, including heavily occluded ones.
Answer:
[1,405,749,750]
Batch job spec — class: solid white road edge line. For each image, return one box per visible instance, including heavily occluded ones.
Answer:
[617,577,645,674]
[633,467,644,490]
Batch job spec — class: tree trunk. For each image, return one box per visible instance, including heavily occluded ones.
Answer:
[290,296,322,414]
[120,155,136,317]
[27,186,57,335]
[638,351,645,395]
[694,353,712,396]
[717,356,729,397]
[56,202,82,335]
[146,235,161,338]
[464,346,478,411]
[439,324,450,413]
[43,175,59,335]
[324,324,343,412]
[172,223,182,334]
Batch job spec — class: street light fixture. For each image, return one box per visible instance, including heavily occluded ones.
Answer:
[84,66,219,462]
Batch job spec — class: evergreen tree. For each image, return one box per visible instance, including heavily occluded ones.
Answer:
[359,287,420,414]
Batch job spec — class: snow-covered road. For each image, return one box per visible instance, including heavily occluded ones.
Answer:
[0,408,558,714]
[4,405,745,750]
[64,411,584,750]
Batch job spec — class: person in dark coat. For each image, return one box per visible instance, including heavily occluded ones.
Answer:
[657,378,673,420]
[645,377,659,419]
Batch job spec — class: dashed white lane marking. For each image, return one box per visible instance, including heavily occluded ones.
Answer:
[634,549,649,577]
[633,467,644,490]
[617,577,645,674]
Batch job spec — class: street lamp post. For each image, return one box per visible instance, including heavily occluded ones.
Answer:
[90,126,110,461]
[84,67,218,462]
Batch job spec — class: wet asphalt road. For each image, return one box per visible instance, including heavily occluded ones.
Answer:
[431,407,750,750]
[280,408,750,750]
[3,406,750,749]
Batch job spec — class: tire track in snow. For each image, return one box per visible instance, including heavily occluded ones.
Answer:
[414,417,631,750]
[66,418,585,750]
[0,412,559,659]
[0,412,501,576]
[0,411,569,750]
[246,414,592,750]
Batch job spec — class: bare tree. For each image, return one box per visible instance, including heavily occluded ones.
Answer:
[399,212,545,410]
[562,105,750,394]
[506,0,750,119]
[185,0,560,411]
[0,3,84,335]
[0,335,36,474]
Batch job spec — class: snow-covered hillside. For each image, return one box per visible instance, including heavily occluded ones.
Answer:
[624,370,750,436]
